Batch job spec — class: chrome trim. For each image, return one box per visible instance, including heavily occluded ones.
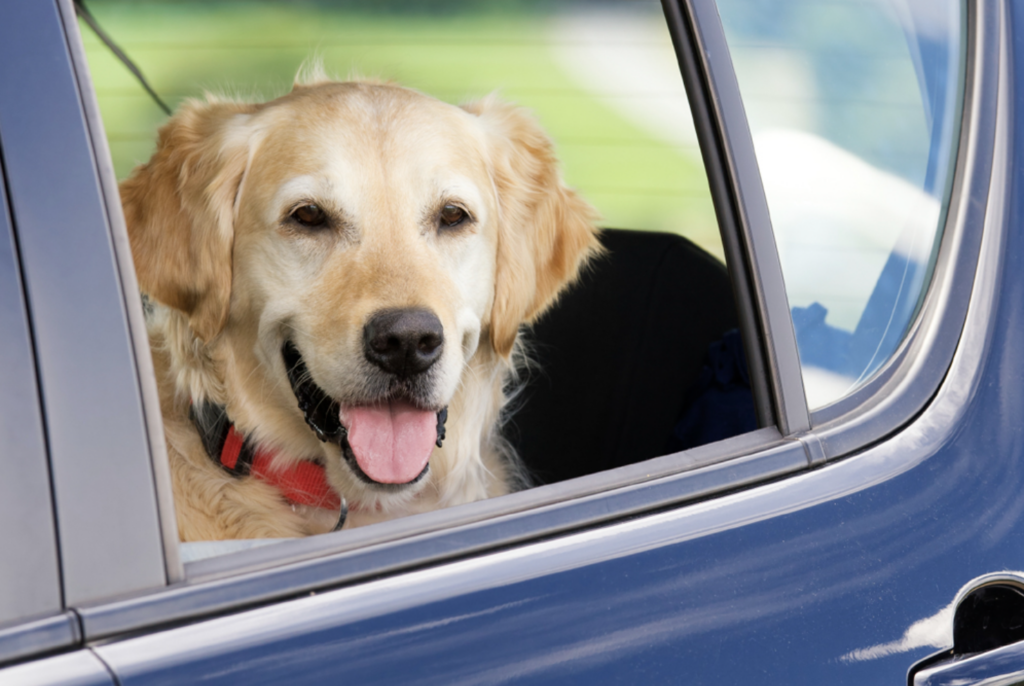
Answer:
[914,640,1024,686]
[912,572,1024,686]
[0,613,80,668]
[952,572,1024,613]
[79,428,807,639]
[0,648,112,686]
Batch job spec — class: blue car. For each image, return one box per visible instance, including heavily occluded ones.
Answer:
[0,0,1019,683]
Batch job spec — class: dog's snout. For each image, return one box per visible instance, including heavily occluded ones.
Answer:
[364,308,444,377]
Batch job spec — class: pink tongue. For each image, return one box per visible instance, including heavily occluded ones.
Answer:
[341,401,437,484]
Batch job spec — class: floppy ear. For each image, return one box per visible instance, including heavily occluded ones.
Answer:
[120,98,257,343]
[463,96,602,357]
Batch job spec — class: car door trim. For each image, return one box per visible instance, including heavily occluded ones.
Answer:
[0,613,81,668]
[54,0,183,585]
[77,426,812,639]
[0,647,113,686]
[0,150,63,629]
[666,0,810,437]
[0,0,167,606]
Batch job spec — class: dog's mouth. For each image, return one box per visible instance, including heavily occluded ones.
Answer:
[282,342,447,487]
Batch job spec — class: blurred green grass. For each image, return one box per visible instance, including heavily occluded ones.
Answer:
[80,2,721,259]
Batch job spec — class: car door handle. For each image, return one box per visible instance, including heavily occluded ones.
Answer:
[912,639,1024,686]
[910,575,1024,686]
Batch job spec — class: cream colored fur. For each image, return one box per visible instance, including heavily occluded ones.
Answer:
[121,77,600,541]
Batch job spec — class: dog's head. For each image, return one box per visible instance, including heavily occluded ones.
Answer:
[121,79,599,510]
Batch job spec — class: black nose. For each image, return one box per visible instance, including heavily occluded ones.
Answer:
[363,308,444,377]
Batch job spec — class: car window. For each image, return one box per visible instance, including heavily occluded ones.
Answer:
[716,0,964,409]
[77,0,768,567]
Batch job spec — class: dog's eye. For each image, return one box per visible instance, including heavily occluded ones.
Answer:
[439,204,469,229]
[291,204,328,228]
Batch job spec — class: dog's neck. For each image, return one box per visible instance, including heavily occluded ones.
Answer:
[189,399,344,512]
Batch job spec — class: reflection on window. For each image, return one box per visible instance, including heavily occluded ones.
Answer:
[80,0,720,260]
[717,0,963,408]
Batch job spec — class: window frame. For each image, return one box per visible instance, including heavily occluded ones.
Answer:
[667,0,809,439]
[4,0,993,653]
[677,0,996,465]
[783,0,996,461]
[0,149,70,661]
[0,0,172,614]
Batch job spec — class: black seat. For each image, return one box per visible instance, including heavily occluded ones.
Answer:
[508,228,741,485]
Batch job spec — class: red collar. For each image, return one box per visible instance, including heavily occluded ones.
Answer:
[219,423,341,510]
[191,402,341,511]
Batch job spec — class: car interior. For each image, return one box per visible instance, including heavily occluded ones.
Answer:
[510,228,747,485]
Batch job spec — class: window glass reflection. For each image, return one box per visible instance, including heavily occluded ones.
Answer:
[717,0,963,408]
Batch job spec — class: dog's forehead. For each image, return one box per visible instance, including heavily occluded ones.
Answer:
[243,83,495,226]
[261,84,488,177]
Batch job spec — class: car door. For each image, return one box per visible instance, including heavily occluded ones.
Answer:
[1,0,1017,683]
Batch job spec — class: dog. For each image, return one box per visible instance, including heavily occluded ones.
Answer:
[120,73,600,540]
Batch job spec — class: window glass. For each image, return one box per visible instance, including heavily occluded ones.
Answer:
[716,0,964,408]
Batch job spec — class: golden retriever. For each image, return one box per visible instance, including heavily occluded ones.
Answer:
[120,73,600,540]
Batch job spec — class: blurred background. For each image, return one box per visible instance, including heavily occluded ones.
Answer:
[78,0,723,260]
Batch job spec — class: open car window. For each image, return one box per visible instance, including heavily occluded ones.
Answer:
[716,0,965,409]
[78,0,769,569]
